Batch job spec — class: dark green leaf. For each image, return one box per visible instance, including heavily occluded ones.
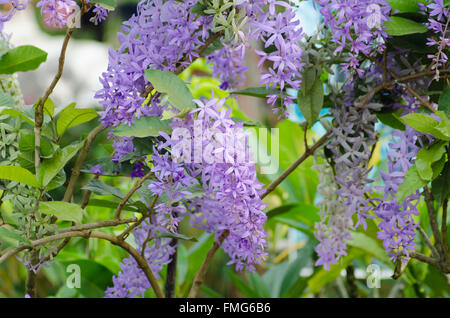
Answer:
[0,45,47,74]
[233,87,281,98]
[384,16,427,36]
[81,179,125,199]
[145,69,195,111]
[113,116,172,138]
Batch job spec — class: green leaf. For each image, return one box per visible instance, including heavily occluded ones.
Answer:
[376,110,406,130]
[0,165,39,187]
[154,232,197,242]
[233,86,281,99]
[19,133,53,158]
[432,161,450,208]
[384,16,428,36]
[0,227,30,244]
[397,165,428,202]
[0,91,14,108]
[38,141,84,187]
[43,98,54,117]
[145,69,195,111]
[438,86,450,116]
[416,141,447,180]
[39,201,83,223]
[348,232,390,263]
[90,0,116,10]
[297,75,324,124]
[60,260,114,298]
[113,116,172,138]
[46,169,66,191]
[226,268,260,297]
[308,249,363,294]
[0,45,47,74]
[388,0,427,12]
[400,113,450,140]
[86,198,139,212]
[56,103,98,136]
[81,179,125,199]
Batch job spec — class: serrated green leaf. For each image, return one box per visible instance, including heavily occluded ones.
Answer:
[0,165,39,187]
[145,69,194,111]
[39,201,83,224]
[0,45,47,74]
[113,116,172,138]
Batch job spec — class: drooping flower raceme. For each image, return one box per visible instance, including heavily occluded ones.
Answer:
[373,127,422,262]
[156,96,268,271]
[313,153,352,270]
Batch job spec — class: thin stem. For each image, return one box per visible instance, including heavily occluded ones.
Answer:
[63,125,105,202]
[261,131,331,199]
[417,226,440,259]
[165,240,178,298]
[424,186,444,258]
[1,230,165,298]
[35,27,75,175]
[118,195,158,241]
[442,198,449,260]
[115,172,153,219]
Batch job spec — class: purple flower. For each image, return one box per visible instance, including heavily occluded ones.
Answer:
[89,4,109,25]
[89,164,104,175]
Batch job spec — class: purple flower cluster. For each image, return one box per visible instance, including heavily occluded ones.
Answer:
[106,96,267,296]
[89,3,109,25]
[105,219,176,298]
[373,127,422,262]
[207,44,248,91]
[156,96,268,271]
[36,0,77,29]
[314,0,391,76]
[250,2,306,115]
[313,154,352,270]
[420,0,450,79]
[95,0,211,127]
